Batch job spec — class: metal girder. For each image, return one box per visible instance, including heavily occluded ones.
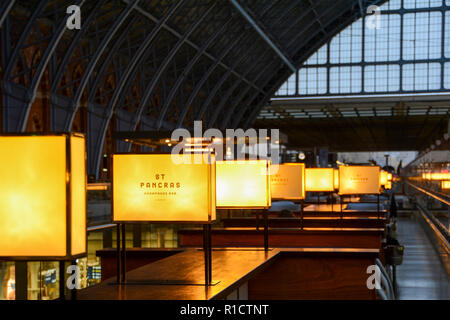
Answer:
[103,0,185,118]
[285,0,345,50]
[232,64,281,129]
[208,48,274,127]
[68,0,139,130]
[2,0,46,132]
[269,0,304,28]
[135,3,216,130]
[196,47,250,121]
[0,0,15,28]
[89,2,214,177]
[122,0,265,94]
[51,8,133,131]
[175,31,247,128]
[50,0,106,95]
[242,5,367,129]
[237,0,372,129]
[221,58,279,129]
[86,20,137,104]
[18,0,85,132]
[156,17,233,128]
[228,0,296,73]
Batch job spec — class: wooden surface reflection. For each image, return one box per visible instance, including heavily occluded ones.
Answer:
[76,248,379,300]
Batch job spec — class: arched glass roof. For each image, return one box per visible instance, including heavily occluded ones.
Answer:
[273,0,450,97]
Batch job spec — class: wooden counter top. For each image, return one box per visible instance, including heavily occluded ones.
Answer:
[76,247,379,300]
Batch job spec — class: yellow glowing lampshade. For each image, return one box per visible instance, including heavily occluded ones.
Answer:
[0,134,86,259]
[113,154,215,223]
[339,166,381,195]
[387,173,393,181]
[305,168,334,192]
[380,171,388,185]
[270,163,305,200]
[216,160,271,209]
[385,181,392,190]
[334,169,339,190]
[442,181,450,190]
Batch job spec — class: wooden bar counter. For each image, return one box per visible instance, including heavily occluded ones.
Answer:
[179,227,384,249]
[76,248,379,300]
[302,203,387,218]
[222,216,386,229]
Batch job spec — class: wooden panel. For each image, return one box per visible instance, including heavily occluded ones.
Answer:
[76,248,379,300]
[248,252,377,300]
[179,228,384,249]
[222,217,386,229]
[96,248,183,281]
[75,249,279,300]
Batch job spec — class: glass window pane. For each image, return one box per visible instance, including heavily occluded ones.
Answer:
[445,11,450,58]
[402,63,441,90]
[364,64,399,92]
[365,14,400,62]
[404,0,442,9]
[380,0,401,10]
[445,62,450,89]
[330,19,362,64]
[403,12,442,60]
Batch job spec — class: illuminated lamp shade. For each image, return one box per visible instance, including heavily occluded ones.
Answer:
[387,173,393,181]
[380,171,388,186]
[270,163,305,200]
[334,169,339,190]
[339,166,381,195]
[216,160,271,209]
[442,181,450,190]
[385,181,392,190]
[113,154,215,223]
[0,134,87,260]
[305,168,334,192]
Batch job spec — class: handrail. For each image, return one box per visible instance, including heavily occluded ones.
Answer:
[405,181,450,206]
[87,223,116,232]
[416,204,450,254]
[376,258,395,300]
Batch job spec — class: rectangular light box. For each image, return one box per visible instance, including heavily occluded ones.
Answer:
[113,154,216,223]
[339,166,381,195]
[270,163,305,200]
[305,168,335,192]
[0,134,86,260]
[216,160,271,209]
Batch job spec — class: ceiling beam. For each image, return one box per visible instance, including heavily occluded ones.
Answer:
[228,0,296,73]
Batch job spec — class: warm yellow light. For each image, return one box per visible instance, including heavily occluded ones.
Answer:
[0,134,86,259]
[334,169,339,190]
[113,154,215,222]
[339,166,381,195]
[87,183,109,191]
[387,173,393,181]
[430,173,450,180]
[442,181,450,190]
[270,163,305,200]
[380,171,388,185]
[216,160,271,209]
[385,181,392,190]
[305,168,334,192]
